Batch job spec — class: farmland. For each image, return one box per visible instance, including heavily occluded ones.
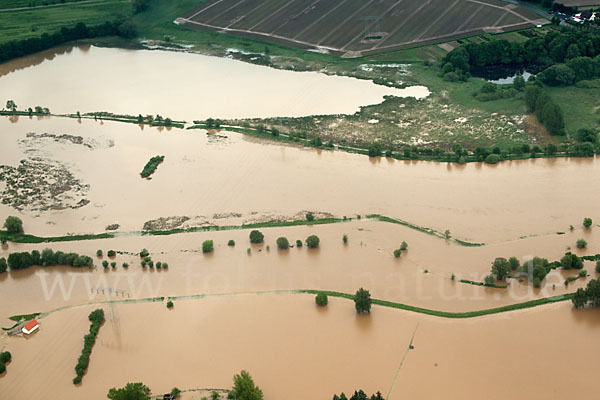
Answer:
[178,0,547,56]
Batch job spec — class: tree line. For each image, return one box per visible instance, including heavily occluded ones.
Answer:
[73,309,105,384]
[572,278,600,308]
[5,248,94,270]
[332,390,384,400]
[0,20,138,64]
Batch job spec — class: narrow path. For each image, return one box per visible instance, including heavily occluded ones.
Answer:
[0,0,99,13]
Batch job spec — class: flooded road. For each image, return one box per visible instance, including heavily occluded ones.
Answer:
[0,116,599,242]
[1,295,598,400]
[0,45,427,120]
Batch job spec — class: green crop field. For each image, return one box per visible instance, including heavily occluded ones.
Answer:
[179,0,547,56]
[0,0,131,43]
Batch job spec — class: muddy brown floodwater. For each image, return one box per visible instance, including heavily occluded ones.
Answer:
[0,116,599,242]
[0,45,428,120]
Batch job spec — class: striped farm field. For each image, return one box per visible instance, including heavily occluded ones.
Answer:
[177,0,547,57]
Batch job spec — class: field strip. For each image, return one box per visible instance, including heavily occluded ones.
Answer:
[455,4,485,31]
[316,0,376,45]
[414,0,461,41]
[187,0,229,21]
[269,0,327,35]
[293,0,353,40]
[371,0,429,49]
[340,0,407,51]
[491,10,510,27]
[180,18,338,52]
[466,0,535,23]
[0,0,100,13]
[247,0,300,31]
[204,0,247,25]
[7,290,574,326]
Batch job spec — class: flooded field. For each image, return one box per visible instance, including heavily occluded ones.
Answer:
[1,116,599,242]
[0,45,428,120]
[1,295,599,400]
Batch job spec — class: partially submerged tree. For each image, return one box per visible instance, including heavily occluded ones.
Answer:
[107,382,151,400]
[228,370,263,400]
[354,288,372,314]
[3,216,23,234]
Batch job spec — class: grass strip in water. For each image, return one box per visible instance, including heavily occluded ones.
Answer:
[0,230,114,243]
[459,279,508,289]
[300,290,572,318]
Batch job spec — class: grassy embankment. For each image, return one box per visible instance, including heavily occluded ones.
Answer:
[6,290,575,325]
[0,215,484,246]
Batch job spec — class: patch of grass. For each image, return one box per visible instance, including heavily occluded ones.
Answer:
[459,279,508,289]
[140,155,164,179]
[9,312,40,322]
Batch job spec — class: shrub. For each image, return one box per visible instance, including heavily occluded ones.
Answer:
[576,239,587,249]
[583,217,593,228]
[0,351,11,363]
[305,235,320,248]
[162,263,168,269]
[247,248,251,254]
[266,245,270,251]
[579,269,587,278]
[249,230,264,244]
[102,260,109,268]
[509,256,520,271]
[451,273,455,281]
[0,257,7,273]
[400,241,408,250]
[393,249,401,258]
[228,240,235,246]
[306,212,314,221]
[171,387,181,399]
[342,234,348,244]
[110,262,116,268]
[491,257,511,280]
[107,250,116,258]
[444,229,451,239]
[315,292,328,306]
[533,276,541,288]
[122,262,129,268]
[276,237,289,249]
[141,260,147,267]
[140,248,149,257]
[167,300,174,309]
[96,250,103,257]
[140,155,165,178]
[148,260,154,268]
[202,240,214,253]
[484,274,495,285]
[296,240,302,247]
[156,262,162,268]
[354,288,372,314]
[3,216,24,233]
[485,154,500,164]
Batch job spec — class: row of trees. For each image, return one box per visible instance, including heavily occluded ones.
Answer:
[332,390,384,400]
[572,278,600,308]
[524,85,565,135]
[443,28,600,74]
[6,249,93,270]
[140,155,165,178]
[539,56,600,86]
[73,309,105,384]
[0,20,138,64]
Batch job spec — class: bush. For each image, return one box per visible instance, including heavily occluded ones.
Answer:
[484,274,495,285]
[0,257,7,273]
[583,218,593,228]
[305,235,320,248]
[368,142,383,157]
[306,212,315,221]
[122,262,129,268]
[249,230,264,244]
[354,288,372,314]
[110,262,116,268]
[167,300,174,309]
[315,293,328,306]
[579,270,587,278]
[156,262,162,269]
[295,240,302,247]
[3,216,23,233]
[102,260,109,268]
[509,256,520,271]
[162,263,168,269]
[228,240,235,246]
[393,249,401,258]
[576,239,587,249]
[0,351,11,363]
[342,234,348,244]
[148,260,154,268]
[202,240,214,253]
[96,250,103,257]
[107,250,116,258]
[140,155,165,178]
[561,252,583,270]
[140,249,149,257]
[485,154,500,164]
[400,241,408,250]
[276,237,289,250]
[533,276,541,288]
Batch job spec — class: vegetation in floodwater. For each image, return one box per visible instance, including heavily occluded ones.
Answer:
[315,292,328,307]
[140,155,165,179]
[393,249,401,258]
[276,237,289,250]
[305,235,320,248]
[342,234,348,244]
[73,309,104,384]
[228,239,235,246]
[249,230,264,244]
[295,240,302,247]
[202,240,214,253]
[354,288,371,314]
[167,300,174,309]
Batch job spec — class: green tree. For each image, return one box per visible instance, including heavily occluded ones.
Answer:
[508,256,520,271]
[202,240,214,253]
[0,351,11,363]
[368,142,383,157]
[3,216,24,233]
[306,212,315,221]
[249,230,264,244]
[596,261,600,274]
[167,300,174,309]
[102,260,109,268]
[393,249,401,258]
[342,234,348,244]
[6,100,17,111]
[211,391,221,400]
[572,288,588,309]
[484,274,495,285]
[96,250,103,257]
[107,250,116,257]
[228,240,235,246]
[295,240,302,247]
[315,292,328,306]
[228,370,263,400]
[140,248,149,257]
[354,288,372,314]
[276,237,289,250]
[444,229,451,239]
[576,239,587,249]
[491,257,511,280]
[524,86,542,112]
[305,235,320,248]
[107,382,151,400]
[583,218,593,229]
[170,388,181,399]
[400,241,408,250]
[0,257,7,273]
[542,101,565,136]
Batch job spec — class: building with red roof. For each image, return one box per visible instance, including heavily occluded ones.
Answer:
[22,319,39,335]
